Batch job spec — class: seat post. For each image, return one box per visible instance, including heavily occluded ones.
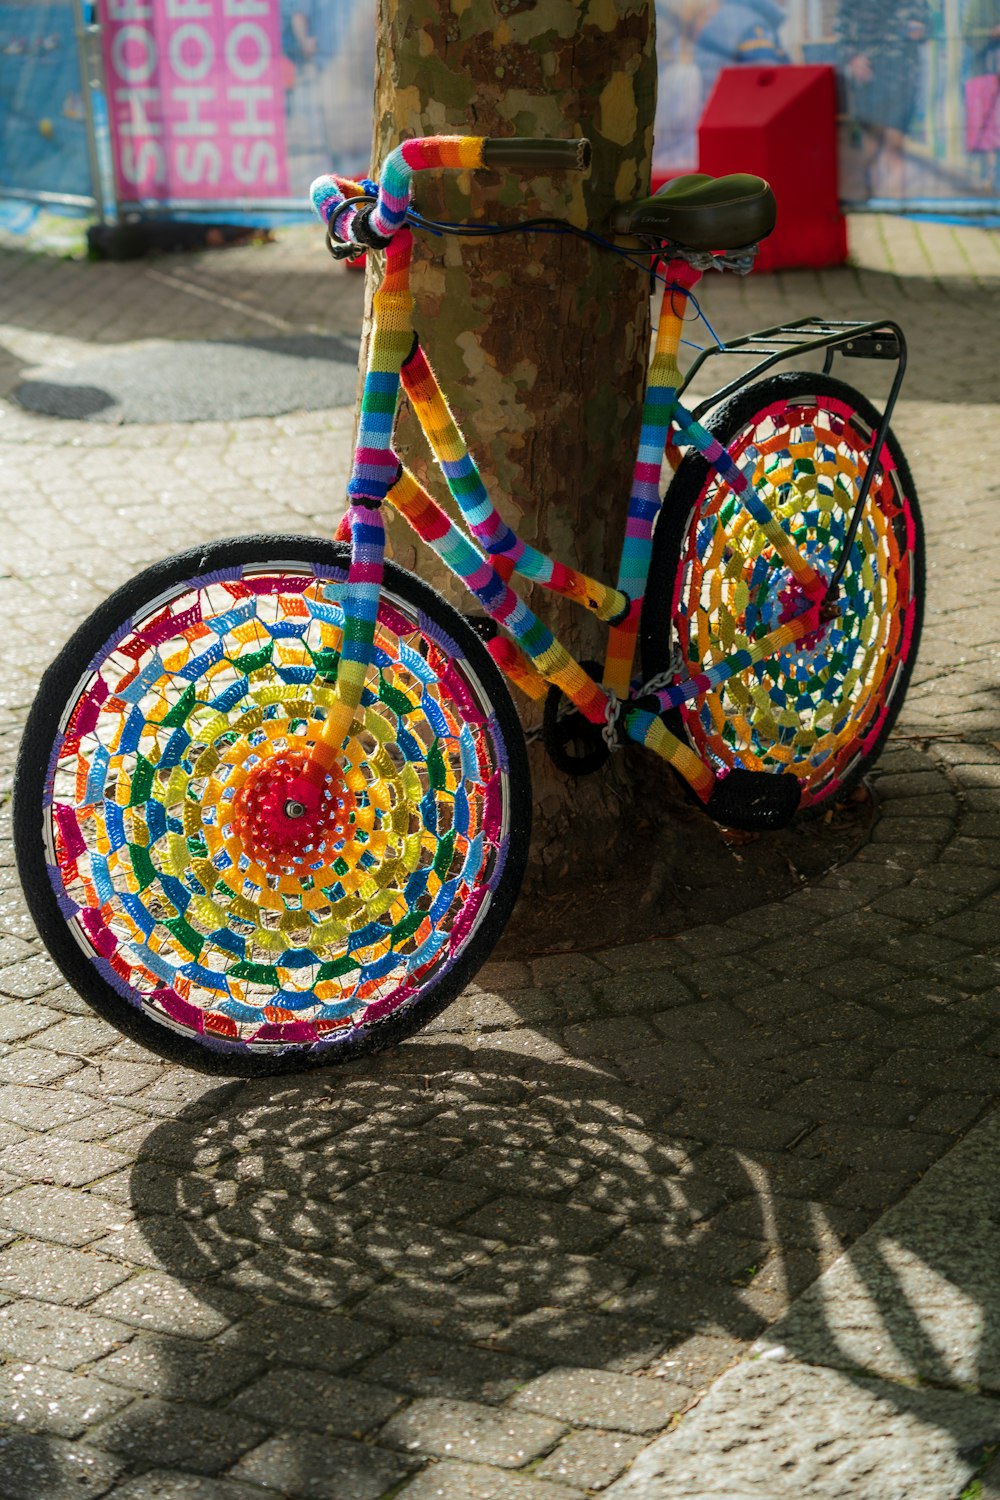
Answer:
[655,258,702,372]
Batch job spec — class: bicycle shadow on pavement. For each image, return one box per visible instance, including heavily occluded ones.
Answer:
[86,895,1000,1500]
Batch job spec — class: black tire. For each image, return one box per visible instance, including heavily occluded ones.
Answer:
[640,372,924,813]
[14,536,530,1075]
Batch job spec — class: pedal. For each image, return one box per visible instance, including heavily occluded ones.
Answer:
[704,769,801,832]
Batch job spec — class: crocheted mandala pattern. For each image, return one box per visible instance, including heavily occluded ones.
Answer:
[44,562,511,1053]
[670,393,919,806]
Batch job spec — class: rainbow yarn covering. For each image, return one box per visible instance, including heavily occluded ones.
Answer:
[662,391,919,806]
[44,558,514,1054]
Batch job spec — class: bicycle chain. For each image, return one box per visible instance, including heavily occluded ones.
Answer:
[521,641,683,750]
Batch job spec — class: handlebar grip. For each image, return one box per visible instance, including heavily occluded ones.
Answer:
[481,138,591,173]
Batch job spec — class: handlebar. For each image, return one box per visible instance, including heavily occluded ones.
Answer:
[311,134,591,253]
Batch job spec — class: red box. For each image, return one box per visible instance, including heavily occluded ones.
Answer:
[698,65,847,272]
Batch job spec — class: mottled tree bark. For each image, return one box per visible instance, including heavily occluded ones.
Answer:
[366,0,668,895]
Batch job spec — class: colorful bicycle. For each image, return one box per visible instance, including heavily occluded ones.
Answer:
[13,136,923,1074]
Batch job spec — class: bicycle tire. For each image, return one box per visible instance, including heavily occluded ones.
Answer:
[14,535,530,1075]
[640,372,924,813]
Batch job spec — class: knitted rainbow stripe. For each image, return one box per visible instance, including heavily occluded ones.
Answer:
[310,171,371,250]
[603,265,695,699]
[371,137,485,239]
[401,342,628,624]
[624,707,715,797]
[349,229,414,504]
[486,636,549,702]
[387,468,609,724]
[311,502,386,769]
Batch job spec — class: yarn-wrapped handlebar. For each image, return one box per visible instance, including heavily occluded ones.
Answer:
[311,135,591,250]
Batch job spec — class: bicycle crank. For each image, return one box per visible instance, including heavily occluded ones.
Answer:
[542,661,613,777]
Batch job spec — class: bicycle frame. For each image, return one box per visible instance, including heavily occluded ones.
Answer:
[309,138,906,810]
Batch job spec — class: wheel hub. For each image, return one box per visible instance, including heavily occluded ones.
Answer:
[777,574,831,652]
[232,750,344,871]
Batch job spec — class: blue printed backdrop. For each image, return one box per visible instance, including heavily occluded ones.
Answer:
[0,0,92,199]
[3,0,1000,215]
[654,0,1000,208]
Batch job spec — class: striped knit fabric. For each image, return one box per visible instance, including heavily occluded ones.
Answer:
[401,342,628,624]
[603,263,699,700]
[387,468,609,727]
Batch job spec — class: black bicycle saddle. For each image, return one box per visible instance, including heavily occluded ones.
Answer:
[609,172,777,252]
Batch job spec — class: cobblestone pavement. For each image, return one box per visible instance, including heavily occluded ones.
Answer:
[0,216,999,1499]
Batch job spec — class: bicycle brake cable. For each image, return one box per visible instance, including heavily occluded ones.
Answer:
[404,208,724,350]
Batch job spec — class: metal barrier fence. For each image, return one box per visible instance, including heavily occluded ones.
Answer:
[0,0,95,207]
[2,0,999,230]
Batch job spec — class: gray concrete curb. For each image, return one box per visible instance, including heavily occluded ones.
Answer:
[607,1105,1000,1499]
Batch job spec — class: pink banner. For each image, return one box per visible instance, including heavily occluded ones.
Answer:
[101,0,290,201]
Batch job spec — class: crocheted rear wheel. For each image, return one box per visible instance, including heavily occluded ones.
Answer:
[641,372,923,813]
[14,536,529,1074]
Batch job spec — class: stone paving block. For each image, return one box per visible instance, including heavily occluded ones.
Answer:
[111,1472,268,1500]
[0,1238,132,1305]
[662,1102,810,1153]
[0,933,36,969]
[642,1331,745,1386]
[570,1168,724,1227]
[0,1431,125,1500]
[909,1090,988,1138]
[91,1333,265,1401]
[596,1275,763,1343]
[360,1335,539,1406]
[510,1367,688,1434]
[381,1394,566,1467]
[90,1217,250,1280]
[216,1241,376,1307]
[397,1461,588,1499]
[459,1248,631,1319]
[89,1395,267,1474]
[489,1308,669,1374]
[443,1145,586,1197]
[0,952,63,998]
[0,1133,129,1187]
[793,1122,947,1175]
[0,1000,61,1042]
[232,1366,404,1436]
[216,1305,393,1372]
[773,1079,925,1128]
[351,1218,497,1281]
[0,1297,134,1368]
[27,1014,119,1057]
[0,1360,133,1437]
[0,1084,98,1133]
[88,1271,241,1339]
[230,1432,416,1499]
[56,1103,151,1143]
[62,1056,166,1097]
[0,1182,127,1245]
[534,1429,648,1491]
[460,1196,618,1253]
[351,1276,506,1344]
[108,1160,235,1220]
[0,1046,82,1086]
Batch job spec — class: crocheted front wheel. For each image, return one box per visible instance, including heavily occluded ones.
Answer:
[14,536,529,1074]
[641,372,923,813]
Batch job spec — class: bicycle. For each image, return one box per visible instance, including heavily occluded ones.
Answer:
[13,134,923,1075]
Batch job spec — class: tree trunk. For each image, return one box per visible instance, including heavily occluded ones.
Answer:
[366,0,669,901]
